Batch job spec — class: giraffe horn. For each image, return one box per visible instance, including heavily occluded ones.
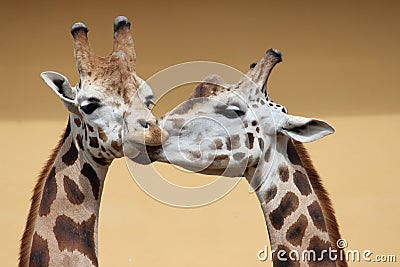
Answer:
[71,22,93,76]
[241,49,282,94]
[113,16,136,71]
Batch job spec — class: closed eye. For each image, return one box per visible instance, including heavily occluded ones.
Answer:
[81,102,100,115]
[216,105,246,118]
[226,105,245,117]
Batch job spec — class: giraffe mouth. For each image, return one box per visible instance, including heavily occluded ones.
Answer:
[128,145,162,165]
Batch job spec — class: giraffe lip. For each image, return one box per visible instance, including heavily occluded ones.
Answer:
[128,145,162,165]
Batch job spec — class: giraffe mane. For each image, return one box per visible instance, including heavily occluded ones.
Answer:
[293,140,348,267]
[18,120,71,267]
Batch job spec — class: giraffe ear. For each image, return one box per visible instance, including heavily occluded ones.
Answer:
[40,71,79,114]
[280,115,335,143]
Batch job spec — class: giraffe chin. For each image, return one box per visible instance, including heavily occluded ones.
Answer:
[127,145,162,165]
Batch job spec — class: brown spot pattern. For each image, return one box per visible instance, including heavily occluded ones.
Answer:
[231,134,241,149]
[215,154,229,161]
[307,201,327,232]
[87,124,94,132]
[278,164,289,182]
[190,151,201,159]
[74,118,81,127]
[80,163,100,200]
[211,139,223,150]
[89,137,99,148]
[286,214,308,247]
[63,175,85,205]
[269,192,299,230]
[272,244,300,267]
[307,236,335,266]
[29,232,50,267]
[226,137,232,150]
[245,132,254,149]
[264,147,271,162]
[294,171,312,196]
[233,152,245,161]
[111,140,122,151]
[38,167,57,216]
[263,184,277,204]
[54,214,98,267]
[287,140,302,165]
[62,141,78,166]
[98,127,108,142]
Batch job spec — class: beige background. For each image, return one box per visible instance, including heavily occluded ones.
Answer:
[1,1,399,266]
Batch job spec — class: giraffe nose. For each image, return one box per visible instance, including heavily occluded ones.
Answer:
[143,118,169,146]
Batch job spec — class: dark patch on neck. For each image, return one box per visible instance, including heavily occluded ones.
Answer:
[80,163,100,200]
[272,244,300,267]
[287,140,302,166]
[53,214,98,267]
[62,141,78,166]
[307,236,335,266]
[278,164,289,182]
[294,171,312,196]
[286,214,308,247]
[269,191,299,230]
[89,137,99,148]
[245,132,254,149]
[38,167,57,216]
[29,232,50,267]
[263,184,277,204]
[63,175,85,205]
[307,200,328,232]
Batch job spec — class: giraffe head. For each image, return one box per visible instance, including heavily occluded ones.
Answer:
[145,49,334,176]
[41,17,168,163]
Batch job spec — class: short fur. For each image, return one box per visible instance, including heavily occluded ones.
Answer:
[294,140,348,267]
[18,121,70,267]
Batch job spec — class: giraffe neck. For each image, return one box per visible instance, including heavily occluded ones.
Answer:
[246,139,345,266]
[19,116,110,267]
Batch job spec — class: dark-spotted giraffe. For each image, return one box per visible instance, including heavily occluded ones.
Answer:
[19,16,168,267]
[143,50,347,266]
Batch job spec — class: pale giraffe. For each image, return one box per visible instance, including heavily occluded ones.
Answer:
[19,16,168,267]
[142,50,347,266]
